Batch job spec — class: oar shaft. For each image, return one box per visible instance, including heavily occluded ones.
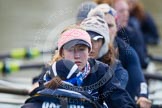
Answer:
[20,63,45,70]
[0,54,10,59]
[0,87,29,95]
[144,73,162,81]
[0,61,45,73]
[0,47,56,60]
[150,55,162,62]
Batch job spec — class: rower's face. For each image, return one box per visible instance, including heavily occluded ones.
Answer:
[89,39,103,59]
[62,44,89,71]
[104,14,117,42]
[114,0,129,28]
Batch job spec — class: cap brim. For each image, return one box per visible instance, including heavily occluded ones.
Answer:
[87,31,103,40]
[63,40,90,49]
[92,36,103,40]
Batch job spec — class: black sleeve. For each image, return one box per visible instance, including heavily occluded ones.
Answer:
[101,74,136,108]
[94,61,136,108]
[141,12,160,44]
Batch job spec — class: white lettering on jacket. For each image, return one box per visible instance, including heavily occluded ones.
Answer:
[42,102,60,108]
[42,102,84,108]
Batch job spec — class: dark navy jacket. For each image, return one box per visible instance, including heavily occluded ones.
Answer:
[129,13,160,45]
[141,13,160,45]
[24,59,136,108]
[97,57,128,89]
[113,60,128,89]
[115,37,148,100]
[117,26,149,69]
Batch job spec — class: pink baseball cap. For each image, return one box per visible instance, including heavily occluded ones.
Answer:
[58,28,92,54]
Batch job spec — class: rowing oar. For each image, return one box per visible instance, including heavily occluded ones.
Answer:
[0,60,45,74]
[144,72,162,81]
[0,87,29,96]
[149,55,162,63]
[0,47,54,60]
[0,98,25,105]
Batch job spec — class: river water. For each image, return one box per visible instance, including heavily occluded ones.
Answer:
[0,0,162,107]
